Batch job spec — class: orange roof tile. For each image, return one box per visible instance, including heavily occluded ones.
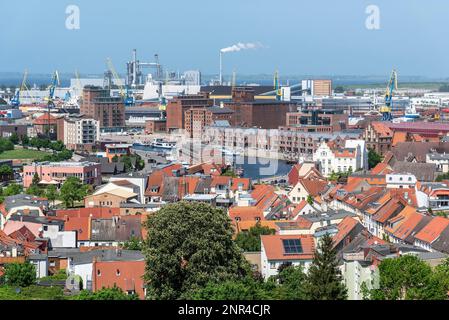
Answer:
[229,206,264,222]
[414,216,449,244]
[332,217,360,248]
[261,234,315,261]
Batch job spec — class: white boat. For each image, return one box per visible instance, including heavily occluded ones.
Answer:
[151,138,176,149]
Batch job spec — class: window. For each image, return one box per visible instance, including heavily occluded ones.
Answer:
[116,269,121,276]
[270,262,276,269]
[97,269,101,276]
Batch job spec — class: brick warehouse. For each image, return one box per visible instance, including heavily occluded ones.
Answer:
[224,87,296,129]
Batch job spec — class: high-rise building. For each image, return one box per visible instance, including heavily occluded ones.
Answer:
[301,79,332,97]
[80,86,125,128]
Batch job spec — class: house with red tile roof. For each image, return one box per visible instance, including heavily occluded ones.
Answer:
[288,178,329,204]
[313,140,366,177]
[261,234,315,279]
[287,162,322,186]
[289,201,317,220]
[414,216,449,252]
[332,217,364,252]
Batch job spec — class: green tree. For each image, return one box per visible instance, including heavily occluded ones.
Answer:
[306,195,314,206]
[273,265,308,300]
[60,177,88,208]
[21,135,29,146]
[304,234,347,300]
[334,86,345,94]
[189,276,272,300]
[45,184,59,207]
[76,285,139,300]
[31,173,40,187]
[143,202,249,300]
[4,262,36,287]
[367,255,447,300]
[0,138,14,152]
[111,155,119,163]
[9,133,19,144]
[122,236,143,251]
[4,183,23,196]
[368,149,382,170]
[26,185,45,197]
[235,223,275,252]
[50,140,65,152]
[0,165,13,181]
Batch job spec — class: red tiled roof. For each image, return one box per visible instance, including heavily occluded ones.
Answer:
[33,113,58,125]
[229,206,264,222]
[332,217,360,248]
[63,217,90,241]
[261,234,315,261]
[299,178,328,197]
[414,216,449,244]
[56,208,119,219]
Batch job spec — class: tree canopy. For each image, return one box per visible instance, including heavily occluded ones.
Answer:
[143,202,249,300]
[59,177,89,208]
[235,223,275,252]
[368,149,383,169]
[3,262,36,287]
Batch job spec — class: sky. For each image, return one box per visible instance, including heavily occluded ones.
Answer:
[1,0,449,78]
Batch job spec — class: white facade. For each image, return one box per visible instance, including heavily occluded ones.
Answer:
[313,141,364,177]
[260,242,312,280]
[109,175,147,204]
[386,173,417,189]
[63,118,100,146]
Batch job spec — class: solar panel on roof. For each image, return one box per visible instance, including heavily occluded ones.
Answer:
[282,239,303,254]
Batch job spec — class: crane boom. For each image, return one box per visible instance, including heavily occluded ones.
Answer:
[380,69,397,121]
[106,58,134,106]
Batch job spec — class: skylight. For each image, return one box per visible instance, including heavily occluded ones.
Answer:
[282,239,303,255]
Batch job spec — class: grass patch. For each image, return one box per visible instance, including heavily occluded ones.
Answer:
[0,148,51,160]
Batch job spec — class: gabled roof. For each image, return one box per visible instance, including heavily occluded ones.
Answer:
[261,234,315,261]
[229,206,264,222]
[332,217,362,249]
[414,217,449,244]
[298,178,328,197]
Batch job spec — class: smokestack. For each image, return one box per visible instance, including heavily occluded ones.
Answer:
[219,51,223,86]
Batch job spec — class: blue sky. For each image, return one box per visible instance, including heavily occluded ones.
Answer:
[1,0,449,77]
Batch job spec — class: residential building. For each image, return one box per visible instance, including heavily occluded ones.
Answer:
[59,116,100,151]
[80,86,125,128]
[260,234,315,279]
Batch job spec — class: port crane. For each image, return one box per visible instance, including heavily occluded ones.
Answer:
[380,69,398,121]
[10,70,29,107]
[107,58,134,106]
[44,71,60,109]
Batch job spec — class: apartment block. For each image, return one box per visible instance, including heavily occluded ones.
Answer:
[80,86,125,128]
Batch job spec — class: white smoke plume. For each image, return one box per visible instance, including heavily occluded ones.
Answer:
[220,42,263,53]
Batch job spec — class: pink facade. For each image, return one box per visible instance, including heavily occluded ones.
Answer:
[23,162,102,188]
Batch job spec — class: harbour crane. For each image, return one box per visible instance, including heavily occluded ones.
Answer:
[10,70,29,107]
[44,71,60,109]
[380,69,398,121]
[106,58,134,106]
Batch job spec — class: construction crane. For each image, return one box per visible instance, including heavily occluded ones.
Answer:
[380,69,398,121]
[106,58,134,106]
[10,70,29,107]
